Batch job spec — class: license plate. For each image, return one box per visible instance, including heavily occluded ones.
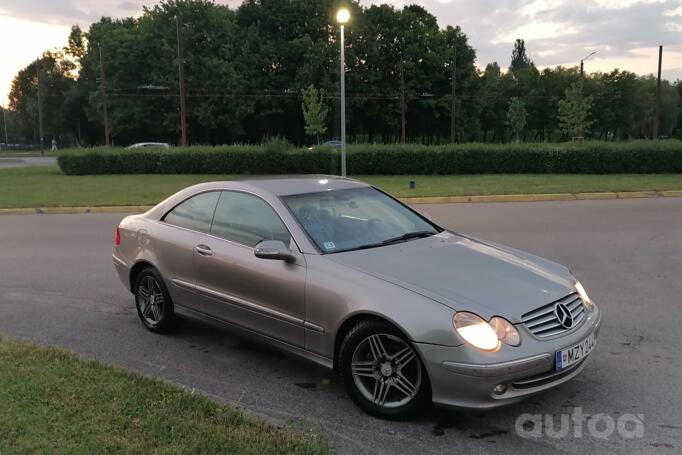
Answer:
[556,333,596,370]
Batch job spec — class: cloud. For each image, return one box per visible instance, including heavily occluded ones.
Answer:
[412,0,682,78]
[118,2,139,11]
[0,0,243,25]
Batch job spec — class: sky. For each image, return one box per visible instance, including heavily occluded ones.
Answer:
[1,0,681,106]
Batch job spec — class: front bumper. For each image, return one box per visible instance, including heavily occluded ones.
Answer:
[415,305,602,409]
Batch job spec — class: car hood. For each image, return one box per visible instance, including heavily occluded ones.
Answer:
[326,231,575,323]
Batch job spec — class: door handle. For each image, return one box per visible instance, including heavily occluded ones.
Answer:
[195,244,213,256]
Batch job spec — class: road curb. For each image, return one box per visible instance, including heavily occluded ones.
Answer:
[401,190,679,204]
[0,190,680,214]
[0,206,153,215]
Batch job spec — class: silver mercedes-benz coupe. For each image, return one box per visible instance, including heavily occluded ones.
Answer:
[113,176,601,419]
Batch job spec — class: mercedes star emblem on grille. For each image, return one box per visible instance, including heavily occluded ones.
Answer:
[555,303,574,329]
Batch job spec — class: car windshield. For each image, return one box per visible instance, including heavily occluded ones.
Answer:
[282,187,441,254]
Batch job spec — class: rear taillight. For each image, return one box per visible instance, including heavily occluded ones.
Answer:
[115,227,121,246]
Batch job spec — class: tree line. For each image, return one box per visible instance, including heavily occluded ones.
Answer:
[3,0,682,148]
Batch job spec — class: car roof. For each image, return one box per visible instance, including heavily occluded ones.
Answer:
[195,175,370,197]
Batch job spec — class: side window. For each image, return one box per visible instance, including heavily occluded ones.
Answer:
[163,192,219,233]
[211,191,291,247]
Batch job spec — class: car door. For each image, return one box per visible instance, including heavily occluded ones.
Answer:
[193,190,306,347]
[155,191,220,312]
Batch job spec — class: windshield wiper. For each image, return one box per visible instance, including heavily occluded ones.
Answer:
[381,230,436,245]
[331,231,436,254]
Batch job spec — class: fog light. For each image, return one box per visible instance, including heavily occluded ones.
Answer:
[492,384,508,395]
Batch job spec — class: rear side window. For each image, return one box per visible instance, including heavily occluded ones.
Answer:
[164,192,219,233]
[211,191,291,247]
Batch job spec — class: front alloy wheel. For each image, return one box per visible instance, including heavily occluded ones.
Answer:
[340,320,429,419]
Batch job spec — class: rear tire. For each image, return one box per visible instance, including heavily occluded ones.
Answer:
[134,267,176,333]
[339,319,430,420]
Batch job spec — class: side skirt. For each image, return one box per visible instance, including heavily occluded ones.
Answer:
[174,304,334,370]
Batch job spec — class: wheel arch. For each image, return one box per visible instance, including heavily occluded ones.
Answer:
[129,260,158,293]
[332,312,415,373]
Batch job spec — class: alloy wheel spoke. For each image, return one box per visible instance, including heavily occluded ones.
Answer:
[368,335,388,361]
[151,302,161,322]
[393,373,417,398]
[146,278,155,296]
[139,286,150,299]
[393,347,416,370]
[372,378,391,405]
[142,301,153,319]
[352,361,376,378]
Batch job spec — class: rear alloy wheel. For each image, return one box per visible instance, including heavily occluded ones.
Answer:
[339,320,429,419]
[134,268,175,333]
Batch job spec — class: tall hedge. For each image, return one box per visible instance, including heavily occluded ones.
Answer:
[57,141,682,175]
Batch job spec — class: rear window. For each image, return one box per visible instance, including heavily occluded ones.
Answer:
[163,192,219,233]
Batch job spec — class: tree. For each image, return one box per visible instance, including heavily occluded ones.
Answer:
[478,62,516,142]
[506,97,527,142]
[510,39,534,73]
[6,0,682,146]
[558,80,593,139]
[8,51,78,146]
[439,25,479,143]
[301,85,328,144]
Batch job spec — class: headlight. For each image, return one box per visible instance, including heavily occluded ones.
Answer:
[453,312,520,351]
[575,281,594,311]
[489,317,521,347]
[453,312,500,351]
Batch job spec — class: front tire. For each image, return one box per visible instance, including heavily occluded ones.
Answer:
[339,320,430,420]
[134,268,176,333]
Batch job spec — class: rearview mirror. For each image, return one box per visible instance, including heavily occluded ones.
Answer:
[254,240,296,263]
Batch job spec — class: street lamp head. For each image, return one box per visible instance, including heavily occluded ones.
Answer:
[582,51,597,62]
[336,8,350,24]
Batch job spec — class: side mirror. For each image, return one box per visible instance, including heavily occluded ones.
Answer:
[254,240,296,263]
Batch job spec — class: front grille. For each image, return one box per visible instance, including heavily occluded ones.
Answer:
[521,293,586,338]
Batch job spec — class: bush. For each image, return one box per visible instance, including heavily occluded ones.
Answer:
[57,141,682,175]
[260,136,293,153]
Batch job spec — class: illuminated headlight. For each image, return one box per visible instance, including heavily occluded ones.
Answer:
[575,281,594,312]
[453,312,521,351]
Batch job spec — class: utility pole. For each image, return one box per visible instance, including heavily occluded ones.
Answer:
[578,51,597,139]
[450,45,457,144]
[654,45,663,140]
[1,103,8,145]
[35,58,45,154]
[580,51,597,78]
[176,15,188,146]
[400,59,406,144]
[98,44,111,146]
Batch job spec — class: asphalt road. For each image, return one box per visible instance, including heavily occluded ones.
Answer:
[1,198,681,454]
[0,156,57,168]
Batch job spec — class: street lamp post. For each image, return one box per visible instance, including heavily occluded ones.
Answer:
[336,8,350,177]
